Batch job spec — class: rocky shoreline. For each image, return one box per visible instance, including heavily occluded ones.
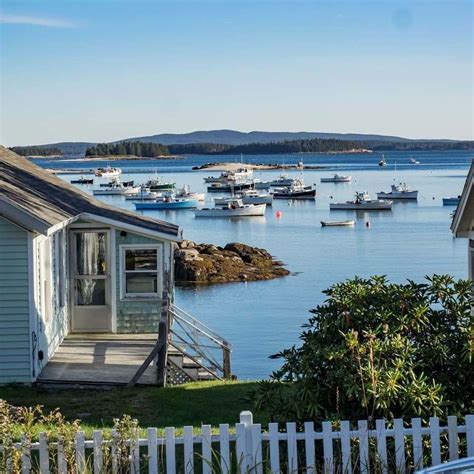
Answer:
[174,240,290,284]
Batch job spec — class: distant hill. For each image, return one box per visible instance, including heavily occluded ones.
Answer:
[14,130,469,156]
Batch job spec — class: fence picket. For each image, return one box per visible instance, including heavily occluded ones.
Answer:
[375,419,388,474]
[429,417,441,467]
[286,422,298,473]
[202,425,212,474]
[38,432,49,474]
[358,420,369,474]
[340,420,352,474]
[165,427,176,474]
[251,423,263,474]
[75,431,85,474]
[304,421,315,474]
[235,423,246,474]
[183,426,194,474]
[131,428,140,474]
[219,424,230,474]
[322,421,334,473]
[57,436,66,474]
[20,435,31,474]
[394,418,406,474]
[268,423,280,474]
[467,415,474,457]
[93,430,103,474]
[412,418,423,470]
[111,429,118,474]
[447,416,459,461]
[148,427,158,474]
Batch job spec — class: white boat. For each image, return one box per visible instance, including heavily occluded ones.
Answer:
[203,168,253,184]
[93,181,140,196]
[195,199,266,218]
[410,157,420,165]
[94,166,122,177]
[330,192,393,210]
[321,220,356,227]
[175,185,206,202]
[214,189,273,206]
[125,186,163,201]
[377,182,418,200]
[320,174,352,183]
[378,155,387,167]
[269,174,298,187]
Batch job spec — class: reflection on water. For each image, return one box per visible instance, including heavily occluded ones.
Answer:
[52,152,471,379]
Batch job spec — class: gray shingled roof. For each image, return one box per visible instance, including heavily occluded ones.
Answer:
[0,146,181,238]
[451,160,474,237]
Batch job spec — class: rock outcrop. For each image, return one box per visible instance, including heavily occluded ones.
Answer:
[174,240,290,284]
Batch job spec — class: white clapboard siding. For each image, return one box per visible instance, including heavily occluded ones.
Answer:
[4,412,472,474]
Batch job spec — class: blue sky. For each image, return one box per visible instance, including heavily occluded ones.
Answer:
[1,0,472,146]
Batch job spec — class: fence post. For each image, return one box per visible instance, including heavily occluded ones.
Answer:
[240,411,254,471]
[157,292,170,387]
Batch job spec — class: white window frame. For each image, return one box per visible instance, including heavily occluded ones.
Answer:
[120,244,162,299]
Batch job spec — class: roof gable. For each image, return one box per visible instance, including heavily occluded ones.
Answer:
[451,160,474,237]
[0,146,181,239]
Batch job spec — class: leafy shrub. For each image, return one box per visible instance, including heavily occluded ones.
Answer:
[254,275,474,424]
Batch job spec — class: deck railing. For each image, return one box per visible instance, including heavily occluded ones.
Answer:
[2,412,473,473]
[168,302,232,380]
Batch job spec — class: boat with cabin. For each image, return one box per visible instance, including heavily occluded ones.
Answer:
[144,176,176,191]
[269,174,298,187]
[410,157,420,165]
[94,166,122,177]
[330,192,393,210]
[378,155,387,167]
[195,199,266,218]
[92,181,140,196]
[321,220,356,227]
[203,168,254,184]
[175,185,206,202]
[272,178,316,199]
[214,189,273,206]
[207,182,253,193]
[320,174,352,183]
[376,182,418,200]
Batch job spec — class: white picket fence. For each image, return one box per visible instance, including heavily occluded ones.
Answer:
[5,412,474,473]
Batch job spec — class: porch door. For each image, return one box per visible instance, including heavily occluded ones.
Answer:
[71,231,111,332]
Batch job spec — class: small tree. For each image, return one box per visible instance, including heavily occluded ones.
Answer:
[254,275,473,423]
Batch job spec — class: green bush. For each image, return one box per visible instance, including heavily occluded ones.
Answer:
[254,275,474,424]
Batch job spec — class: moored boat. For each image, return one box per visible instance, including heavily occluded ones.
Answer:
[378,155,387,167]
[94,166,122,177]
[175,185,206,202]
[195,199,266,218]
[214,189,273,206]
[443,196,461,206]
[321,220,356,227]
[269,174,297,187]
[71,177,94,185]
[376,183,418,200]
[93,181,140,196]
[272,178,316,199]
[207,182,253,193]
[134,196,197,210]
[144,176,176,191]
[330,192,393,210]
[410,157,420,165]
[320,174,352,183]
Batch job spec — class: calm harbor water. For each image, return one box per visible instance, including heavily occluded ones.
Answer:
[37,151,472,380]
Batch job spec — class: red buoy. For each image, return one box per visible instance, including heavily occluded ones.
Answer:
[276,211,282,219]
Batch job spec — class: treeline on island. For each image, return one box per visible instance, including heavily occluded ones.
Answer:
[9,146,62,156]
[85,138,364,157]
[85,142,169,157]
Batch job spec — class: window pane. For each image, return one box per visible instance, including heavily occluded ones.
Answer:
[75,279,106,305]
[76,232,107,275]
[125,249,157,271]
[126,272,157,294]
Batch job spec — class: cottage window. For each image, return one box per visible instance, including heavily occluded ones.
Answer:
[121,246,161,297]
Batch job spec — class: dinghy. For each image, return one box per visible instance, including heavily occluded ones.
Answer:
[320,174,352,183]
[321,220,356,227]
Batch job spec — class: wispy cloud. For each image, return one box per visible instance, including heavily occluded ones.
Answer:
[0,13,77,28]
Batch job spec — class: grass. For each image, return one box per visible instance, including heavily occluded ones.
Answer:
[0,380,265,438]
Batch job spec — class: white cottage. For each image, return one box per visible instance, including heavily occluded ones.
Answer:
[451,161,474,278]
[0,146,230,385]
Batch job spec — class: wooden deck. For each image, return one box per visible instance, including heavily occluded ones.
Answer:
[37,334,162,386]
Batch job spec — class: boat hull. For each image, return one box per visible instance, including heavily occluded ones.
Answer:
[320,177,352,183]
[321,220,356,227]
[273,189,316,199]
[207,183,253,193]
[195,204,266,217]
[214,196,273,206]
[442,198,460,206]
[134,199,197,210]
[376,191,418,200]
[330,201,392,210]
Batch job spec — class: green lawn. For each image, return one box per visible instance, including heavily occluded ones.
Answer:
[0,381,266,438]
